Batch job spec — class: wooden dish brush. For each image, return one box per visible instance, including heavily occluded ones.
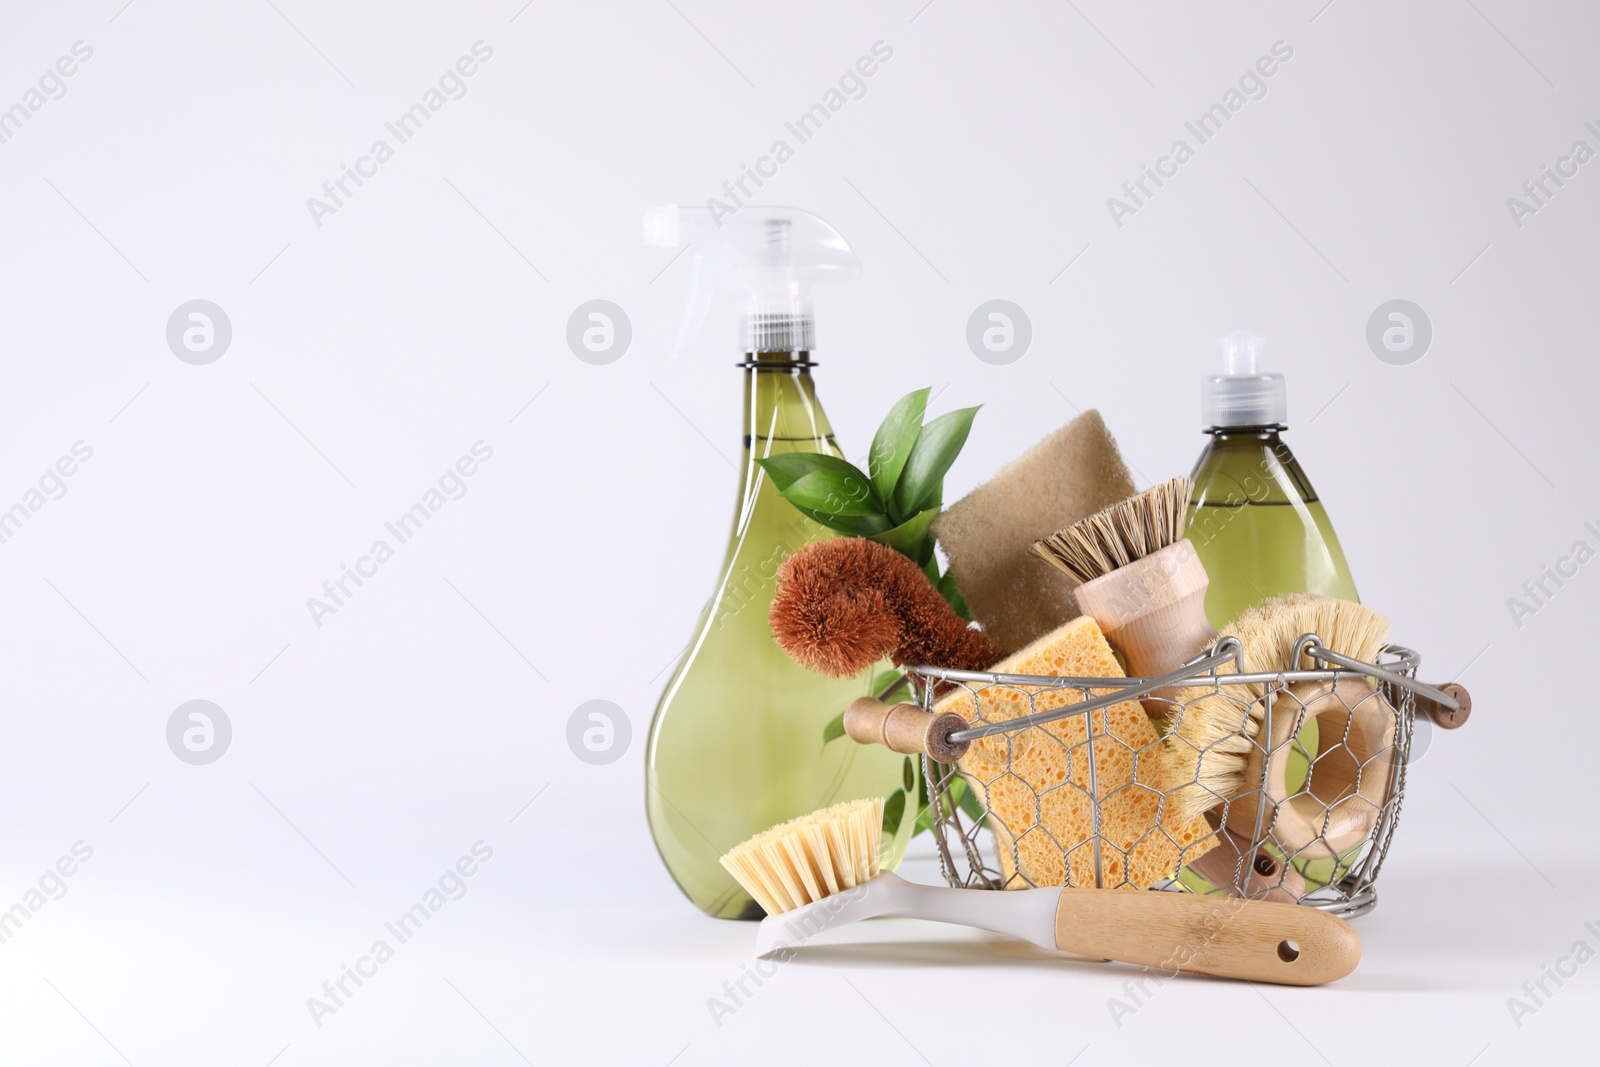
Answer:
[720,796,1361,985]
[1031,476,1217,713]
[1164,594,1400,860]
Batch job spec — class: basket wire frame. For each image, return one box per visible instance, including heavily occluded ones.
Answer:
[913,636,1427,920]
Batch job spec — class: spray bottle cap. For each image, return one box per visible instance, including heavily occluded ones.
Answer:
[1201,331,1287,430]
[643,205,860,357]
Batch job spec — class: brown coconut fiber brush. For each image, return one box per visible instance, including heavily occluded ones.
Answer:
[769,537,1001,678]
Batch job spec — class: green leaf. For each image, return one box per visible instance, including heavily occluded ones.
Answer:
[937,569,971,621]
[893,406,980,517]
[882,788,906,836]
[868,507,940,559]
[758,454,891,535]
[781,470,884,517]
[902,756,915,792]
[785,506,893,537]
[869,388,929,508]
[822,710,846,745]
[756,452,869,495]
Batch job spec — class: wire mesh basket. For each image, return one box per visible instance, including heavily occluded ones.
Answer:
[900,636,1466,920]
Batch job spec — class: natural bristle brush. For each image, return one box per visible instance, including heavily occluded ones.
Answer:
[1165,594,1471,860]
[721,798,1361,986]
[1031,476,1216,708]
[1030,477,1300,900]
[769,537,1003,678]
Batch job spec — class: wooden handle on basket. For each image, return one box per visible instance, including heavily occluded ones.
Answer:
[1415,683,1471,729]
[1053,889,1361,986]
[843,698,970,762]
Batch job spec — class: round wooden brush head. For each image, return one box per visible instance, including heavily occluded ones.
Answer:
[770,537,1002,678]
[1165,594,1394,825]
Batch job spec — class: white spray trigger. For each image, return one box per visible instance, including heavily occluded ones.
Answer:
[643,204,860,359]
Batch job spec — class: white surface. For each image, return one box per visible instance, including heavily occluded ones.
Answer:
[1,0,1596,1063]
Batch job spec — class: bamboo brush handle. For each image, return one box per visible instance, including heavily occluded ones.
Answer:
[1071,539,1217,714]
[843,698,971,762]
[1054,889,1360,985]
[1416,683,1471,729]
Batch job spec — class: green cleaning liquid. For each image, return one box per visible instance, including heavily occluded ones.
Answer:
[1186,430,1358,628]
[645,354,911,919]
[1183,334,1360,892]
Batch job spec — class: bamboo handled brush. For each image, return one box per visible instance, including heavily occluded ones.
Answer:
[721,797,1361,986]
[1165,594,1404,860]
[1031,477,1217,715]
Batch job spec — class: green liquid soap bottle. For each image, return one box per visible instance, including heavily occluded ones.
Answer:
[1185,332,1358,629]
[642,206,911,920]
[1183,332,1360,891]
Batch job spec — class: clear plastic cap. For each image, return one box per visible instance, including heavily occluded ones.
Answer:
[643,206,859,356]
[1201,331,1287,429]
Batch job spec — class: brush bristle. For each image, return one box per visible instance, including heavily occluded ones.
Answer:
[719,797,884,916]
[770,537,1002,677]
[1164,594,1392,822]
[1031,476,1191,584]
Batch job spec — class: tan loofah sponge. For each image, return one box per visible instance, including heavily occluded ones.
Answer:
[931,411,1135,653]
[936,616,1215,890]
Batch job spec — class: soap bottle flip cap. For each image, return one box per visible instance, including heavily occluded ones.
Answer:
[1202,331,1287,430]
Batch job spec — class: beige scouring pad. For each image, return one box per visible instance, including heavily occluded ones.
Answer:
[931,410,1136,653]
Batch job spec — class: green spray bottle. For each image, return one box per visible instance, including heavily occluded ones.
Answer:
[642,206,911,919]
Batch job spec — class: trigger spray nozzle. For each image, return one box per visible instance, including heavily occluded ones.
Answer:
[643,205,860,358]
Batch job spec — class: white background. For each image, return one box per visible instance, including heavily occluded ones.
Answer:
[1,0,1596,1063]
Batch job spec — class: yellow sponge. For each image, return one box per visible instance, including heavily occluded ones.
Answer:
[936,616,1215,890]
